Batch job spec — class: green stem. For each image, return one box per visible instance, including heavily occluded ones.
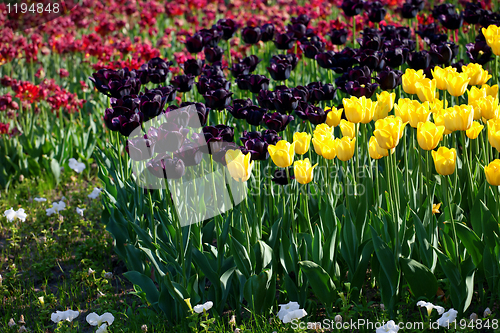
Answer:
[444,176,460,269]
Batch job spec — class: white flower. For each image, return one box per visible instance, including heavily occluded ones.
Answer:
[34,197,47,202]
[8,318,15,327]
[4,208,27,222]
[46,207,56,216]
[277,301,300,320]
[50,310,80,323]
[470,313,478,321]
[69,158,86,173]
[18,326,27,333]
[417,301,444,316]
[88,188,102,199]
[484,307,492,317]
[0,273,3,285]
[282,309,307,324]
[379,304,385,311]
[335,314,342,323]
[437,308,458,327]
[104,272,113,279]
[46,201,66,216]
[86,312,114,326]
[141,324,148,332]
[193,301,213,313]
[96,323,108,333]
[376,320,399,333]
[76,207,85,217]
[88,268,95,275]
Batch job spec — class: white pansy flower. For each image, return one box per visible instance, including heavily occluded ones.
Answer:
[96,323,108,333]
[86,312,114,326]
[88,188,102,199]
[376,320,399,333]
[437,308,458,327]
[34,197,47,202]
[68,158,86,173]
[50,310,80,323]
[4,208,27,222]
[76,207,85,217]
[484,307,492,317]
[193,301,213,313]
[277,301,300,320]
[282,309,307,324]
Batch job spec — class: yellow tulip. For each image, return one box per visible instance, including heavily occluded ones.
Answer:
[312,134,337,159]
[484,159,500,186]
[466,121,484,139]
[487,119,500,152]
[293,158,318,184]
[325,107,343,127]
[374,91,395,121]
[293,132,311,155]
[445,72,471,97]
[482,25,500,56]
[468,86,486,104]
[475,96,499,120]
[268,140,295,168]
[394,98,417,123]
[433,111,453,135]
[443,105,474,132]
[431,147,457,175]
[339,119,356,139]
[373,115,408,149]
[314,123,333,137]
[408,101,432,128]
[432,203,441,214]
[225,150,254,182]
[417,121,445,150]
[402,68,425,95]
[429,99,446,114]
[415,78,437,102]
[431,66,456,90]
[335,137,356,161]
[343,96,377,124]
[462,63,492,86]
[369,136,389,159]
[482,84,499,98]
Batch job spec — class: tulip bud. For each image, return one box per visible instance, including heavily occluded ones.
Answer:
[293,132,311,155]
[293,158,318,184]
[268,140,295,168]
[431,147,457,175]
[417,121,445,151]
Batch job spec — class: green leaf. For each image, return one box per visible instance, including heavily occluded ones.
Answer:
[230,235,252,278]
[400,258,437,299]
[454,223,483,267]
[123,271,159,308]
[298,260,337,308]
[50,158,60,184]
[370,226,399,296]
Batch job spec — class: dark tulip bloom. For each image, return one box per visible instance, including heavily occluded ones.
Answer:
[236,75,251,91]
[155,122,186,153]
[439,13,463,30]
[267,55,295,81]
[257,90,276,110]
[463,3,485,25]
[315,51,336,69]
[117,112,144,137]
[202,62,225,78]
[147,155,185,179]
[358,35,383,51]
[198,28,222,47]
[203,89,233,110]
[466,41,493,65]
[273,32,297,50]
[139,91,166,121]
[306,82,322,104]
[212,142,242,165]
[407,50,432,70]
[272,167,294,185]
[366,1,386,23]
[174,142,203,167]
[330,48,358,74]
[432,4,455,19]
[479,11,500,28]
[204,47,224,64]
[416,23,439,41]
[171,74,195,92]
[396,26,412,40]
[383,47,408,68]
[345,80,379,98]
[104,96,144,135]
[246,106,267,126]
[401,3,419,19]
[202,124,235,154]
[304,105,327,125]
[300,37,325,59]
[242,26,262,44]
[375,67,402,90]
[179,102,209,127]
[284,54,299,70]
[241,55,261,72]
[287,23,307,39]
[264,112,294,132]
[247,75,270,94]
[142,57,172,84]
[196,76,231,95]
[261,23,276,42]
[314,83,336,101]
[429,42,458,66]
[241,137,269,160]
[327,28,348,45]
[291,14,311,26]
[259,129,281,145]
[357,49,385,71]
[272,88,301,114]
[216,18,238,40]
[451,59,465,73]
[293,86,309,103]
[341,0,364,17]
[227,99,253,119]
[229,62,250,78]
[89,68,142,98]
[163,105,191,127]
[182,59,204,76]
[294,102,309,120]
[185,33,204,53]
[126,134,155,161]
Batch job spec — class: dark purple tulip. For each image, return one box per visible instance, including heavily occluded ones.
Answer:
[185,33,204,54]
[283,54,299,70]
[300,36,325,59]
[273,32,297,50]
[212,142,242,165]
[246,106,266,126]
[327,29,348,45]
[341,0,364,17]
[358,35,383,51]
[116,112,144,137]
[242,26,262,44]
[383,47,408,68]
[171,74,195,92]
[291,14,311,27]
[272,167,294,185]
[366,1,386,23]
[174,142,203,167]
[429,42,458,66]
[182,59,204,76]
[439,13,463,30]
[261,23,275,42]
[139,92,165,121]
[104,96,138,131]
[179,102,208,127]
[432,4,455,19]
[251,129,281,145]
[375,67,402,91]
[196,76,231,95]
[407,50,432,70]
[202,125,235,154]
[126,134,155,161]
[241,137,269,161]
[416,23,438,40]
[257,90,276,110]
[463,3,485,25]
[466,41,493,65]
[293,86,309,103]
[312,83,336,101]
[357,49,385,71]
[330,48,358,74]
[294,102,309,120]
[216,18,238,40]
[204,47,224,64]
[142,57,172,84]
[396,26,412,40]
[315,51,336,69]
[229,63,250,78]
[203,89,233,110]
[227,99,253,119]
[286,23,307,39]
[263,112,294,132]
[450,59,465,73]
[202,62,225,78]
[236,75,251,91]
[267,56,293,81]
[401,0,424,19]
[198,28,222,47]
[304,105,327,125]
[272,88,301,114]
[247,75,270,94]
[241,55,261,72]
[155,122,186,153]
[147,155,185,179]
[89,68,142,99]
[345,81,379,98]
[479,11,500,28]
